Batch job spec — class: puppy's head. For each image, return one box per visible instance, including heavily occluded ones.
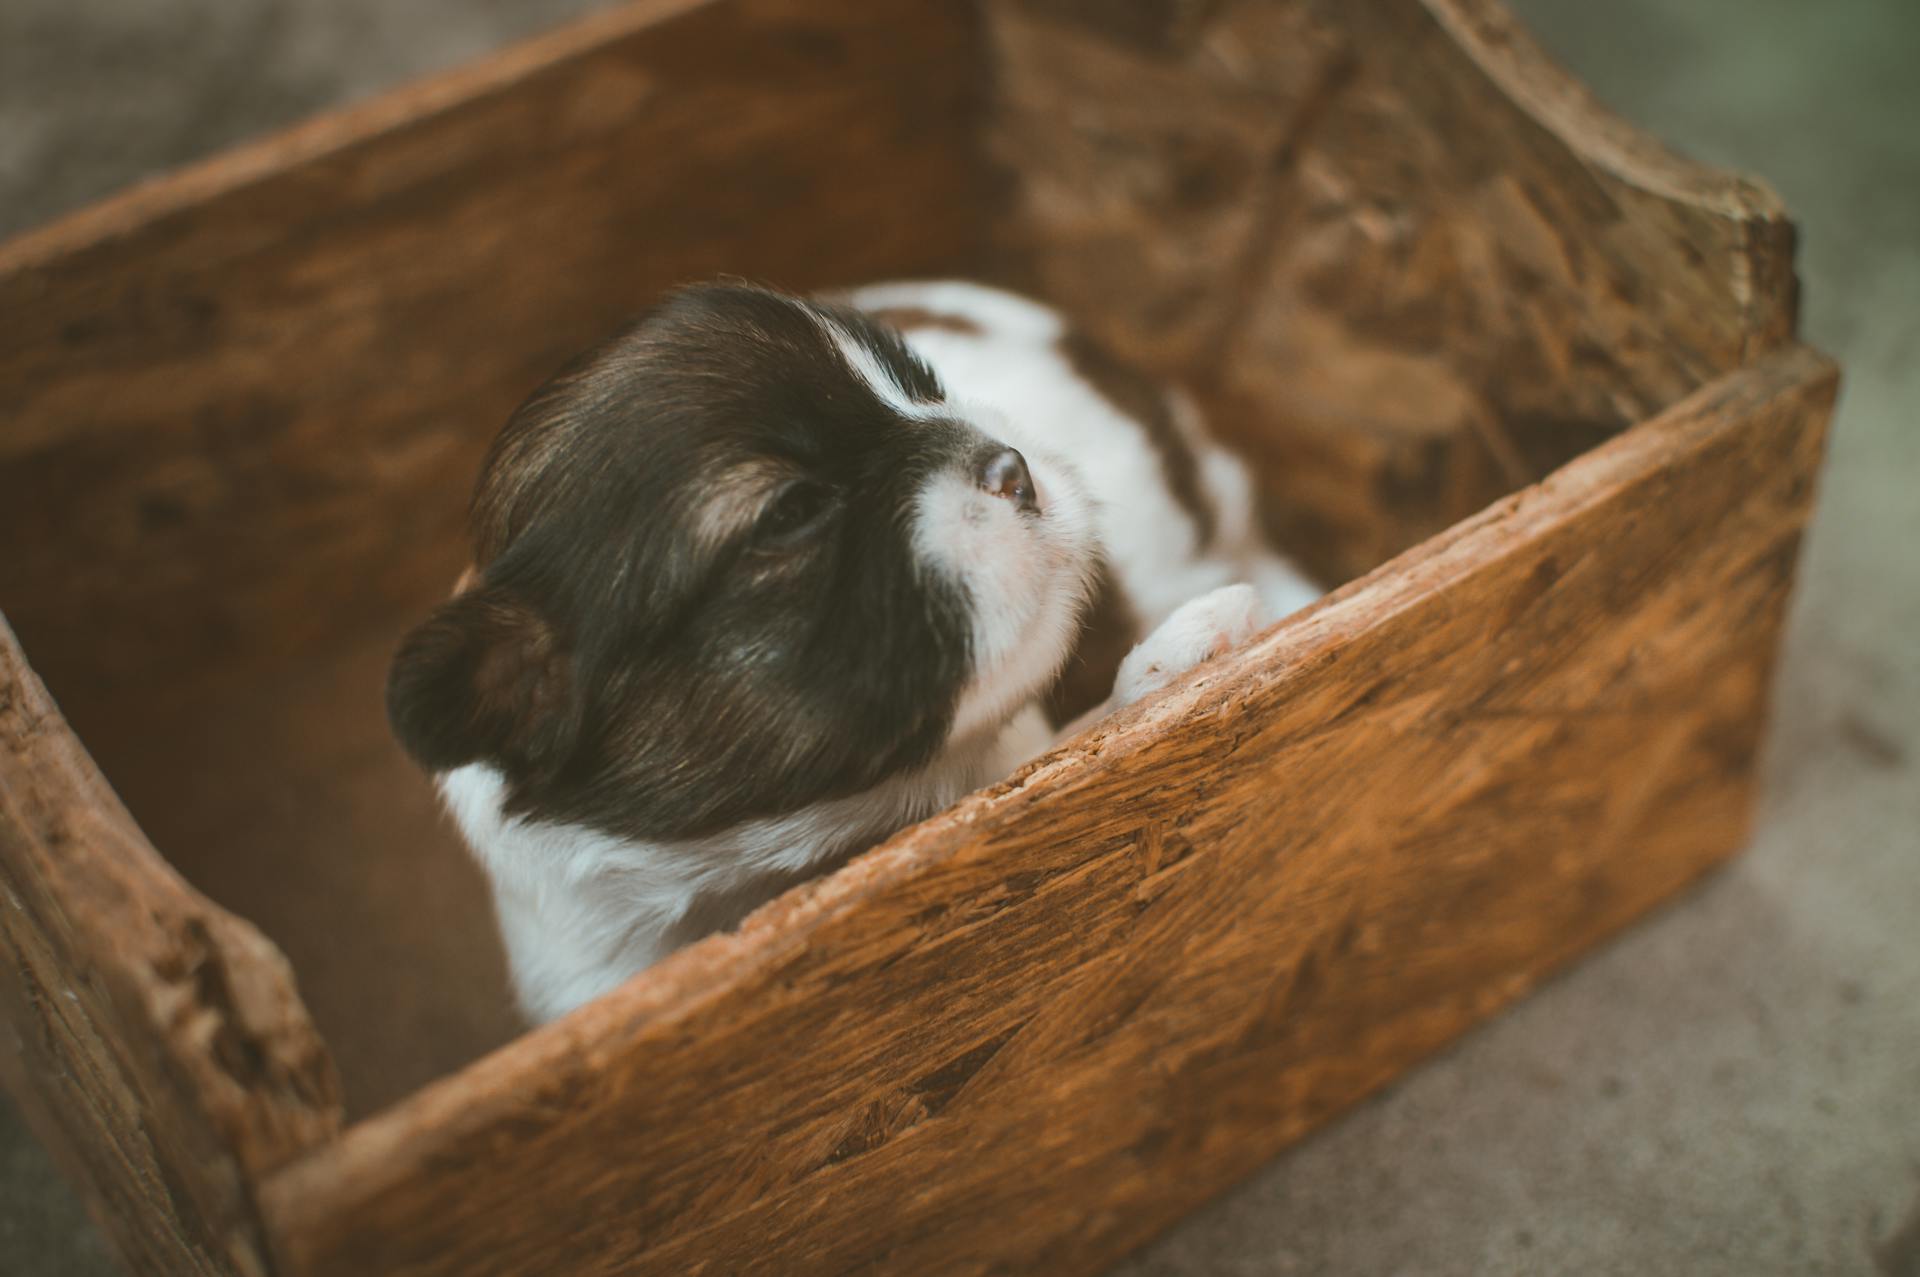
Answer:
[387,282,1097,842]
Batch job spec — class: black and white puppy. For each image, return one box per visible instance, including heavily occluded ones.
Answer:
[387,280,1318,1022]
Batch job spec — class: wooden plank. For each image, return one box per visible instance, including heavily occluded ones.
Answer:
[0,615,343,1276]
[0,0,991,718]
[56,626,525,1122]
[259,344,1835,1276]
[0,0,992,1120]
[987,0,1800,583]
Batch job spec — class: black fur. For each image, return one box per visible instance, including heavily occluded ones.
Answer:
[387,283,981,842]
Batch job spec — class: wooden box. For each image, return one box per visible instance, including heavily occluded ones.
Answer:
[0,1,1835,1273]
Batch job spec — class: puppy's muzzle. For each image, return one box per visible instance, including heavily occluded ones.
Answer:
[975,446,1039,515]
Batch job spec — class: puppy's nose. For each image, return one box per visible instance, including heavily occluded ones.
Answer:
[976,447,1038,514]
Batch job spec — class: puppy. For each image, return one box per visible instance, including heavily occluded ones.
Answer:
[387,280,1318,1023]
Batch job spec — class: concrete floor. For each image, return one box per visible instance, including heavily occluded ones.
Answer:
[2,1,1915,1273]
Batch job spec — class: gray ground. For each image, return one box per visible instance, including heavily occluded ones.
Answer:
[2,1,1915,1273]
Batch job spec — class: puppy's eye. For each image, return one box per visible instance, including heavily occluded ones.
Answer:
[753,482,835,547]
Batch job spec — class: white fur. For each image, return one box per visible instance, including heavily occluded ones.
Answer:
[824,321,942,419]
[905,420,1101,744]
[1113,583,1266,708]
[443,711,1035,1021]
[449,282,1321,1023]
[843,281,1318,629]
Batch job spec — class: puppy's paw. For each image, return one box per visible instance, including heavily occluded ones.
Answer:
[1113,584,1267,709]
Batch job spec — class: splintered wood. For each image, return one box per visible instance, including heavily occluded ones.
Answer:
[988,0,1799,582]
[0,1,1830,1274]
[261,347,1835,1276]
[0,621,343,1275]
[0,0,995,1124]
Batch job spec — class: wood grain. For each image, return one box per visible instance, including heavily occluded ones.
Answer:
[987,0,1800,583]
[0,0,992,717]
[0,0,992,1122]
[0,615,342,1276]
[259,345,1835,1276]
[0,1,1835,1273]
[59,627,526,1122]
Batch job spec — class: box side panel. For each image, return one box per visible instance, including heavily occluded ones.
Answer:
[0,0,992,716]
[0,0,993,1117]
[0,618,343,1276]
[262,345,1833,1276]
[985,0,1799,583]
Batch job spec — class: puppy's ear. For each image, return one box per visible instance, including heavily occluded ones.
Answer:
[386,587,577,776]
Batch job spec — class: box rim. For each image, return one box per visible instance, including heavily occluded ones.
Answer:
[1423,0,1785,218]
[0,0,1823,1257]
[0,0,1786,282]
[0,0,715,277]
[259,341,1838,1224]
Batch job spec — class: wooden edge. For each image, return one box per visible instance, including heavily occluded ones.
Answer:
[1424,0,1782,218]
[1420,0,1802,364]
[259,341,1839,1223]
[1435,0,1800,348]
[0,615,343,1273]
[0,0,713,274]
[1415,0,1802,379]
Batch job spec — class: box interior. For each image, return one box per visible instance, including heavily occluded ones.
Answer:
[0,0,1754,1118]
